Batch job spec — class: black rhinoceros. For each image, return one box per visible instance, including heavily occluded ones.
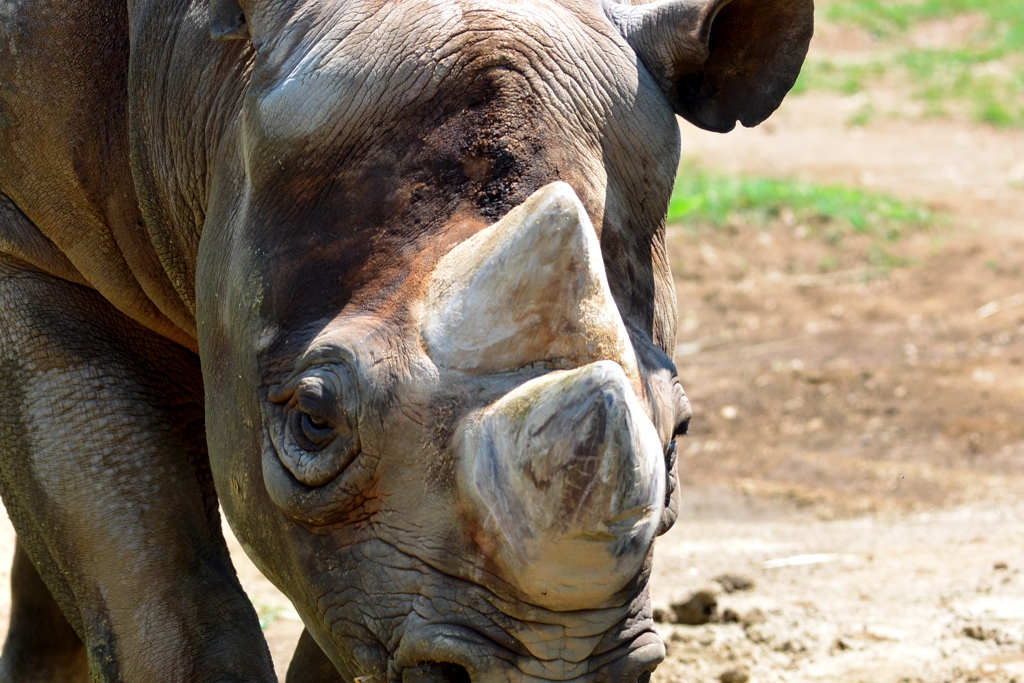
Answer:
[0,0,811,680]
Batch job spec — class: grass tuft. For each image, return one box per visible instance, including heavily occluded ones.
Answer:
[668,173,932,242]
[667,172,935,276]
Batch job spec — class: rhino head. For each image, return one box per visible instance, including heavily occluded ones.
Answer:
[196,0,811,680]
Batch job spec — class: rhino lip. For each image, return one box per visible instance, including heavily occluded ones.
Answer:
[393,623,506,680]
[391,621,665,682]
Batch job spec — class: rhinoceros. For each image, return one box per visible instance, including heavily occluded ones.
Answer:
[0,0,811,680]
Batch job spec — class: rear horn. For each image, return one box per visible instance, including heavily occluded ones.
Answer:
[422,182,639,379]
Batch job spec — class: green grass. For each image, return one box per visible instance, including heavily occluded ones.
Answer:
[846,100,877,127]
[793,0,1024,127]
[826,0,1024,44]
[668,173,932,241]
[667,172,933,274]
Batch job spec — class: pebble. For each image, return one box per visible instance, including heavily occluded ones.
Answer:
[670,590,718,625]
[714,574,756,593]
[963,625,992,641]
[719,667,750,683]
[721,608,741,623]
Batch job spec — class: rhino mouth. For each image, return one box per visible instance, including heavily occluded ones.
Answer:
[391,616,665,682]
[287,533,665,683]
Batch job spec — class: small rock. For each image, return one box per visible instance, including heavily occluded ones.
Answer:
[715,574,756,593]
[832,637,851,652]
[719,667,750,683]
[652,607,669,623]
[778,638,807,653]
[670,590,718,626]
[963,625,991,641]
[994,561,1009,570]
[721,608,741,623]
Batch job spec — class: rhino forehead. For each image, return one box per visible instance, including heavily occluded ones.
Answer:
[249,0,637,152]
[251,3,464,143]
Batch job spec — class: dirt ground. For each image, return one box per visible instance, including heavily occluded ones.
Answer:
[644,10,1024,681]
[0,9,1022,683]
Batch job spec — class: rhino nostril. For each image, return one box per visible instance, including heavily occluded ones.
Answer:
[401,661,471,683]
[637,672,653,683]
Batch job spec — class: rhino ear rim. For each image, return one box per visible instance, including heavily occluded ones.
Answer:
[607,0,815,133]
[210,0,250,41]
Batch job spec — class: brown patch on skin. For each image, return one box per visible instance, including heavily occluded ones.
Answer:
[462,152,494,184]
[407,67,543,219]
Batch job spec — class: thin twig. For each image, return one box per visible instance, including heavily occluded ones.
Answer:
[977,293,1024,319]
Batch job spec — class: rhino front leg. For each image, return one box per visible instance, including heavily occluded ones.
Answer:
[0,255,275,682]
[0,540,87,683]
[286,629,347,683]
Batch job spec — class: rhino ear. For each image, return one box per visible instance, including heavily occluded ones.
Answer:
[209,0,250,40]
[604,0,814,133]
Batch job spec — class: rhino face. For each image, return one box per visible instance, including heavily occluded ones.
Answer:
[196,0,811,680]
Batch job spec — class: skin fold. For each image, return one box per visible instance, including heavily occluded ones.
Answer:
[0,0,811,680]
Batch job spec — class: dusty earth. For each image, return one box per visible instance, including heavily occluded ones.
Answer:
[646,8,1024,681]
[0,7,1023,683]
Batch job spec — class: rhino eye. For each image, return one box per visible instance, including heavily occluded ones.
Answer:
[268,369,362,488]
[292,410,335,451]
[286,376,347,451]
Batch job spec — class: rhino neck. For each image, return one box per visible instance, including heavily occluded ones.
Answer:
[127,0,257,344]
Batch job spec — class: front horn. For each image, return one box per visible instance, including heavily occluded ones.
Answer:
[456,360,665,610]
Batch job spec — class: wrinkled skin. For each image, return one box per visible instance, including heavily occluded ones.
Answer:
[0,0,811,680]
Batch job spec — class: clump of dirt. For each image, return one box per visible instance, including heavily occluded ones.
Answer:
[715,574,757,594]
[670,590,719,626]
